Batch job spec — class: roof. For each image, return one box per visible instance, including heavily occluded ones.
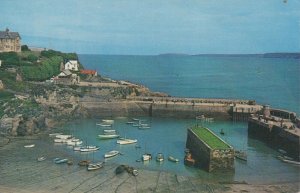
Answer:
[80,69,97,75]
[60,69,72,76]
[65,60,78,65]
[0,28,20,39]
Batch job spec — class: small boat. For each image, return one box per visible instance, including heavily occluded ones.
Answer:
[220,129,225,135]
[115,165,126,174]
[117,138,137,145]
[53,158,68,164]
[67,140,83,146]
[24,144,35,148]
[142,153,152,161]
[138,125,151,129]
[54,138,67,143]
[74,145,96,151]
[102,119,114,124]
[103,129,116,133]
[80,146,100,152]
[87,162,104,171]
[184,153,195,166]
[78,160,91,166]
[98,134,119,139]
[168,156,179,162]
[49,133,63,137]
[278,149,287,154]
[277,156,300,165]
[37,156,46,162]
[132,118,139,121]
[235,150,247,161]
[156,153,164,162]
[126,121,134,124]
[55,134,72,139]
[96,123,112,127]
[104,150,119,158]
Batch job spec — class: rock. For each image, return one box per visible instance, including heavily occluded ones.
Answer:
[0,80,4,90]
[0,114,23,136]
[16,73,22,82]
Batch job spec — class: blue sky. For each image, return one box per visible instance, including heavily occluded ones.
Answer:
[1,0,299,55]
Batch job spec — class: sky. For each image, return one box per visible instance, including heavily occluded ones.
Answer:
[1,0,299,55]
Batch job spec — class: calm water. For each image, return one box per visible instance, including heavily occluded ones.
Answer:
[79,54,300,114]
[55,55,300,183]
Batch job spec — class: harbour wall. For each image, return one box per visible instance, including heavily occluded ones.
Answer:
[80,96,260,120]
[248,117,300,160]
[186,128,235,172]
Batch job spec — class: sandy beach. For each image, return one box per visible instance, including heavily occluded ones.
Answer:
[0,135,299,193]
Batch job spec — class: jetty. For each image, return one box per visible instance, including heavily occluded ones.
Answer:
[185,125,234,172]
[248,105,300,161]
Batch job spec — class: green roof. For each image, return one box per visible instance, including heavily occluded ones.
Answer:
[190,126,230,149]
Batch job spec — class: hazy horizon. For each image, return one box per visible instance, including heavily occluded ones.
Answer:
[1,0,299,55]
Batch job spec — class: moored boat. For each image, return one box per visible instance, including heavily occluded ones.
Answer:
[67,140,83,146]
[168,156,179,162]
[96,123,112,127]
[142,153,152,161]
[103,129,116,133]
[235,150,247,161]
[80,146,100,152]
[55,134,72,139]
[156,153,164,162]
[49,133,63,137]
[87,162,104,171]
[117,138,137,145]
[104,150,119,158]
[98,134,119,139]
[78,160,91,166]
[102,119,114,124]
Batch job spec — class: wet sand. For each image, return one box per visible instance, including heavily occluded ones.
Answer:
[0,135,299,193]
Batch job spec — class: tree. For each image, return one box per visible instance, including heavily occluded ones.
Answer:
[21,45,31,51]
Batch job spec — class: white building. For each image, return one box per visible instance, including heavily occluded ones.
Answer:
[0,60,2,67]
[64,60,79,71]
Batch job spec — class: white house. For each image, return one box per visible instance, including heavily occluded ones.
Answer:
[64,60,79,71]
[0,60,2,67]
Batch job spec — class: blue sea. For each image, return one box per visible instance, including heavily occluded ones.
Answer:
[79,54,300,115]
[54,54,300,183]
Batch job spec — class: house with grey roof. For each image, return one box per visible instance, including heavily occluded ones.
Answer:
[0,28,21,52]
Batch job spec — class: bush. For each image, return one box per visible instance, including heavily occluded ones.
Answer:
[21,45,31,51]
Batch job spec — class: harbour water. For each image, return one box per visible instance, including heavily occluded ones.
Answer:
[71,54,299,183]
[54,117,299,184]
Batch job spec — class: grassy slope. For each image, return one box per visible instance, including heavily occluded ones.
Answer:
[191,126,230,149]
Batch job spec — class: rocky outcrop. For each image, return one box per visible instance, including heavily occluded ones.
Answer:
[0,114,23,136]
[0,80,4,90]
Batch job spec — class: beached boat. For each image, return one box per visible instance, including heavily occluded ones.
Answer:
[78,160,91,166]
[142,153,152,161]
[104,150,119,158]
[117,138,137,145]
[53,158,68,164]
[37,156,46,162]
[156,153,164,162]
[80,146,100,152]
[98,134,119,139]
[87,162,104,171]
[24,144,35,148]
[168,156,179,162]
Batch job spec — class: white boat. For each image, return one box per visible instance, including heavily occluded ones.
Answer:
[132,118,139,121]
[142,153,152,161]
[55,134,72,139]
[54,138,68,143]
[80,146,100,152]
[74,145,96,151]
[103,129,116,133]
[87,162,104,171]
[24,144,35,148]
[126,121,134,124]
[138,125,151,129]
[98,134,119,139]
[168,156,179,162]
[156,153,164,162]
[67,140,83,146]
[102,119,114,124]
[117,138,137,145]
[104,150,119,158]
[49,133,63,137]
[37,157,46,162]
[96,123,112,127]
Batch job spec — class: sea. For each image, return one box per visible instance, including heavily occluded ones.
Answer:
[58,55,299,184]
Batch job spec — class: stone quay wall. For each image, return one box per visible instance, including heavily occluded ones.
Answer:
[186,128,234,172]
[248,117,300,160]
